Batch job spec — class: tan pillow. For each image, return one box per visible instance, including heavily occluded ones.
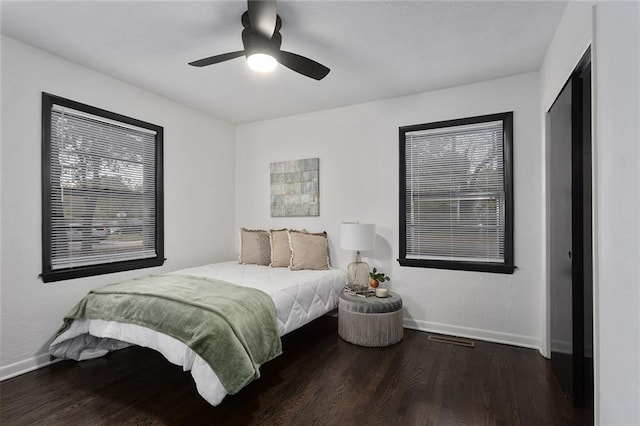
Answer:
[269,229,291,267]
[239,228,271,265]
[288,230,330,270]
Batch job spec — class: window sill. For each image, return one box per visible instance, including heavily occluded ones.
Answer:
[41,257,166,283]
[397,258,516,274]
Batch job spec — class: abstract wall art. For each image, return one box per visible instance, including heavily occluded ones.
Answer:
[270,158,319,217]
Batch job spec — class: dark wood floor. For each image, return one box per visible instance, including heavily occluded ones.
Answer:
[1,317,591,425]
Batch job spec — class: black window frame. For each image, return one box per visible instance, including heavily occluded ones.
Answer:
[41,93,165,282]
[398,112,515,274]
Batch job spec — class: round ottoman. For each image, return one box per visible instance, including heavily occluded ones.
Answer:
[338,291,403,347]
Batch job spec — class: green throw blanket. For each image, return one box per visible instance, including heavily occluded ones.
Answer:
[56,274,282,394]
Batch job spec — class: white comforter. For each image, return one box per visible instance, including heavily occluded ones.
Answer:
[50,261,347,405]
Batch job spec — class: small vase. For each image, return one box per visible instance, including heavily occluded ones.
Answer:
[369,279,379,288]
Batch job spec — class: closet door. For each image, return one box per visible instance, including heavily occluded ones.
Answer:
[548,55,592,410]
[549,78,576,402]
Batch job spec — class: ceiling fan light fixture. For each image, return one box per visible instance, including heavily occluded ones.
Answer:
[189,1,329,80]
[247,53,277,73]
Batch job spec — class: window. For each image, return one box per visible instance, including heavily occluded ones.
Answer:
[399,112,514,274]
[41,93,164,282]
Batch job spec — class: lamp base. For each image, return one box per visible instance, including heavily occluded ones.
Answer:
[347,261,370,287]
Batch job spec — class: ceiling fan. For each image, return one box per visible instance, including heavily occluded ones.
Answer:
[189,0,330,80]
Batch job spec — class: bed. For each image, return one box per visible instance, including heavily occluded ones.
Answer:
[50,261,347,405]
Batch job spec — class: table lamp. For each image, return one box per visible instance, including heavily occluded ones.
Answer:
[340,222,375,287]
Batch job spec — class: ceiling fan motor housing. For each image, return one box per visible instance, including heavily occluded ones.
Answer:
[241,11,282,57]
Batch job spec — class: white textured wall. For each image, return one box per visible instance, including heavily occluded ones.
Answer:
[539,1,594,113]
[0,36,237,378]
[236,73,544,349]
[593,2,640,424]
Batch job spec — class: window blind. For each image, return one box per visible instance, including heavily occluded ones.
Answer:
[404,120,505,263]
[48,105,158,270]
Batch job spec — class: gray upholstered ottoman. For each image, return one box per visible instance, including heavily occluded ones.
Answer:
[338,292,403,347]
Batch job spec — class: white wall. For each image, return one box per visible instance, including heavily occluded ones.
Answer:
[540,1,594,113]
[592,2,640,424]
[236,72,544,349]
[0,36,237,378]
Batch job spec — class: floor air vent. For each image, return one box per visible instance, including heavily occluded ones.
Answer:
[428,335,475,348]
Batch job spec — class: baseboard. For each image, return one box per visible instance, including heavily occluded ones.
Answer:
[550,338,573,355]
[1,353,62,381]
[2,319,541,380]
[403,318,541,351]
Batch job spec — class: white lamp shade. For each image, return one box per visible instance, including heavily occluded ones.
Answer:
[340,222,375,251]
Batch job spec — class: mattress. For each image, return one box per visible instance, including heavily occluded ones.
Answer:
[50,261,347,405]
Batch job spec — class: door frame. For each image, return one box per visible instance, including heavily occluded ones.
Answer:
[545,47,592,406]
[570,48,591,407]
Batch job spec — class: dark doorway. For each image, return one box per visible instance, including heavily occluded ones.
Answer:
[548,48,593,417]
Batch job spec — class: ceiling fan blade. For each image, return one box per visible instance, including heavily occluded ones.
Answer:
[248,0,277,38]
[277,51,330,80]
[189,51,245,67]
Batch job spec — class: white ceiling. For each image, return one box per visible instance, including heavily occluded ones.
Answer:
[1,1,567,124]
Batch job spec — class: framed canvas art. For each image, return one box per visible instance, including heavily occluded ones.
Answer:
[270,158,319,217]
